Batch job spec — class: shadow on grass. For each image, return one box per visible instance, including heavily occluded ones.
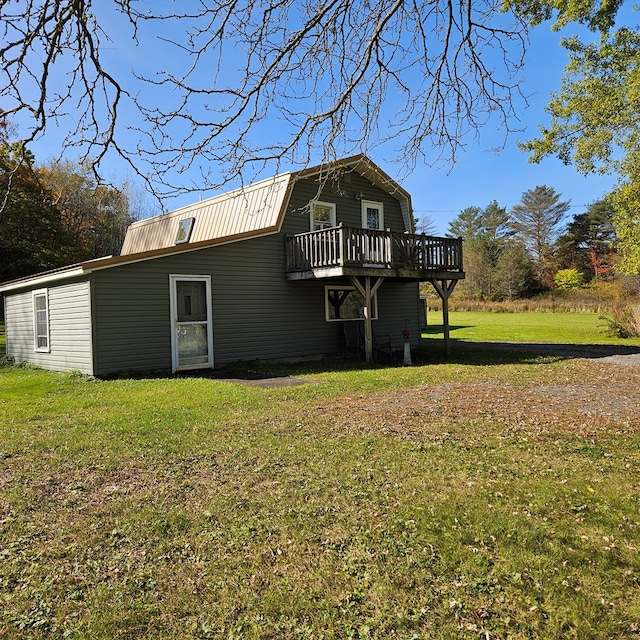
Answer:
[423,324,471,335]
[93,335,640,385]
[422,337,640,364]
[98,366,314,387]
[191,344,569,381]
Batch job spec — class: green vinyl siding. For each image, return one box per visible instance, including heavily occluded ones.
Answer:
[4,280,93,374]
[90,234,341,374]
[91,243,419,374]
[91,264,173,374]
[283,174,408,235]
[374,281,421,345]
[89,180,419,374]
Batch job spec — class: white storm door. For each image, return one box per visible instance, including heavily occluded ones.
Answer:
[169,275,214,372]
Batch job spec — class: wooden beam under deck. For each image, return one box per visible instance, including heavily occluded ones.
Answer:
[285,265,465,282]
[431,278,460,356]
[347,275,385,363]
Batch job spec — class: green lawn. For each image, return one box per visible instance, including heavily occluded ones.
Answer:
[1,349,639,638]
[425,310,640,347]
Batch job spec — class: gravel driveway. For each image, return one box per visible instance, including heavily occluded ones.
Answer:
[462,340,640,366]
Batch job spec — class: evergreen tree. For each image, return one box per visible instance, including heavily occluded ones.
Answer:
[414,214,437,235]
[478,200,514,265]
[448,206,483,240]
[494,242,534,300]
[510,185,570,286]
[449,201,529,299]
[555,200,617,278]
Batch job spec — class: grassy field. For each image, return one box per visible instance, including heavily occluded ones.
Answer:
[425,310,640,347]
[1,335,639,638]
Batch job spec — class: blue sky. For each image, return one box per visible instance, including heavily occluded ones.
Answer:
[12,3,626,236]
[403,23,619,235]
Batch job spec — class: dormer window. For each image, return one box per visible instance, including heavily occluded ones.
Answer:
[310,201,336,231]
[175,217,195,244]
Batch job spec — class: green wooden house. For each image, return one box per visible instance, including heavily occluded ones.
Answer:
[0,155,464,375]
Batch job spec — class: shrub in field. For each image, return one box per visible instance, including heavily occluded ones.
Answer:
[554,268,584,291]
[600,302,640,337]
[587,279,626,300]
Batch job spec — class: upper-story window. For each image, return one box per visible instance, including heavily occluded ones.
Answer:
[33,289,50,352]
[362,200,384,230]
[310,201,336,231]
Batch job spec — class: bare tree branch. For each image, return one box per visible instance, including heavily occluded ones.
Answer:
[1,0,531,200]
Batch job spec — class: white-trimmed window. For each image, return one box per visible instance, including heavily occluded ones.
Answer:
[361,200,384,230]
[33,289,50,352]
[310,201,336,231]
[325,286,378,321]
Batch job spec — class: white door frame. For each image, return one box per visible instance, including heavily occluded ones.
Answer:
[169,274,214,373]
[361,200,385,265]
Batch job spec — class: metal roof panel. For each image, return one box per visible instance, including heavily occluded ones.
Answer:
[121,173,292,255]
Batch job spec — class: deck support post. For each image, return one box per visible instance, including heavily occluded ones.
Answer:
[348,275,384,363]
[431,278,458,356]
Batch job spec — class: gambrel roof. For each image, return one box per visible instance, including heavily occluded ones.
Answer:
[121,153,413,256]
[120,172,293,256]
[0,154,413,293]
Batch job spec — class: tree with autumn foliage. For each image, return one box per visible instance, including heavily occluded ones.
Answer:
[555,200,617,279]
[38,160,134,263]
[0,133,72,282]
[0,121,142,282]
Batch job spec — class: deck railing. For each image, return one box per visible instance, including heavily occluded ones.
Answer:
[286,225,463,273]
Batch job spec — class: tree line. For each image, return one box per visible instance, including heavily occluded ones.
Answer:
[442,186,618,300]
[0,123,145,283]
[0,117,621,298]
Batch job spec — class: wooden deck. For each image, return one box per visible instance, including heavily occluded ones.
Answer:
[286,225,465,362]
[285,225,464,280]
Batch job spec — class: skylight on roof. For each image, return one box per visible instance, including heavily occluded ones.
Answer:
[175,217,195,244]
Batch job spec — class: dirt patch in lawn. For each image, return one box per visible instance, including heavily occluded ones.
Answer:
[181,368,312,387]
[315,358,640,439]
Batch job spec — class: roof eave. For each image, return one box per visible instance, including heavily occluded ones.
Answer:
[0,265,86,293]
[0,221,288,293]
